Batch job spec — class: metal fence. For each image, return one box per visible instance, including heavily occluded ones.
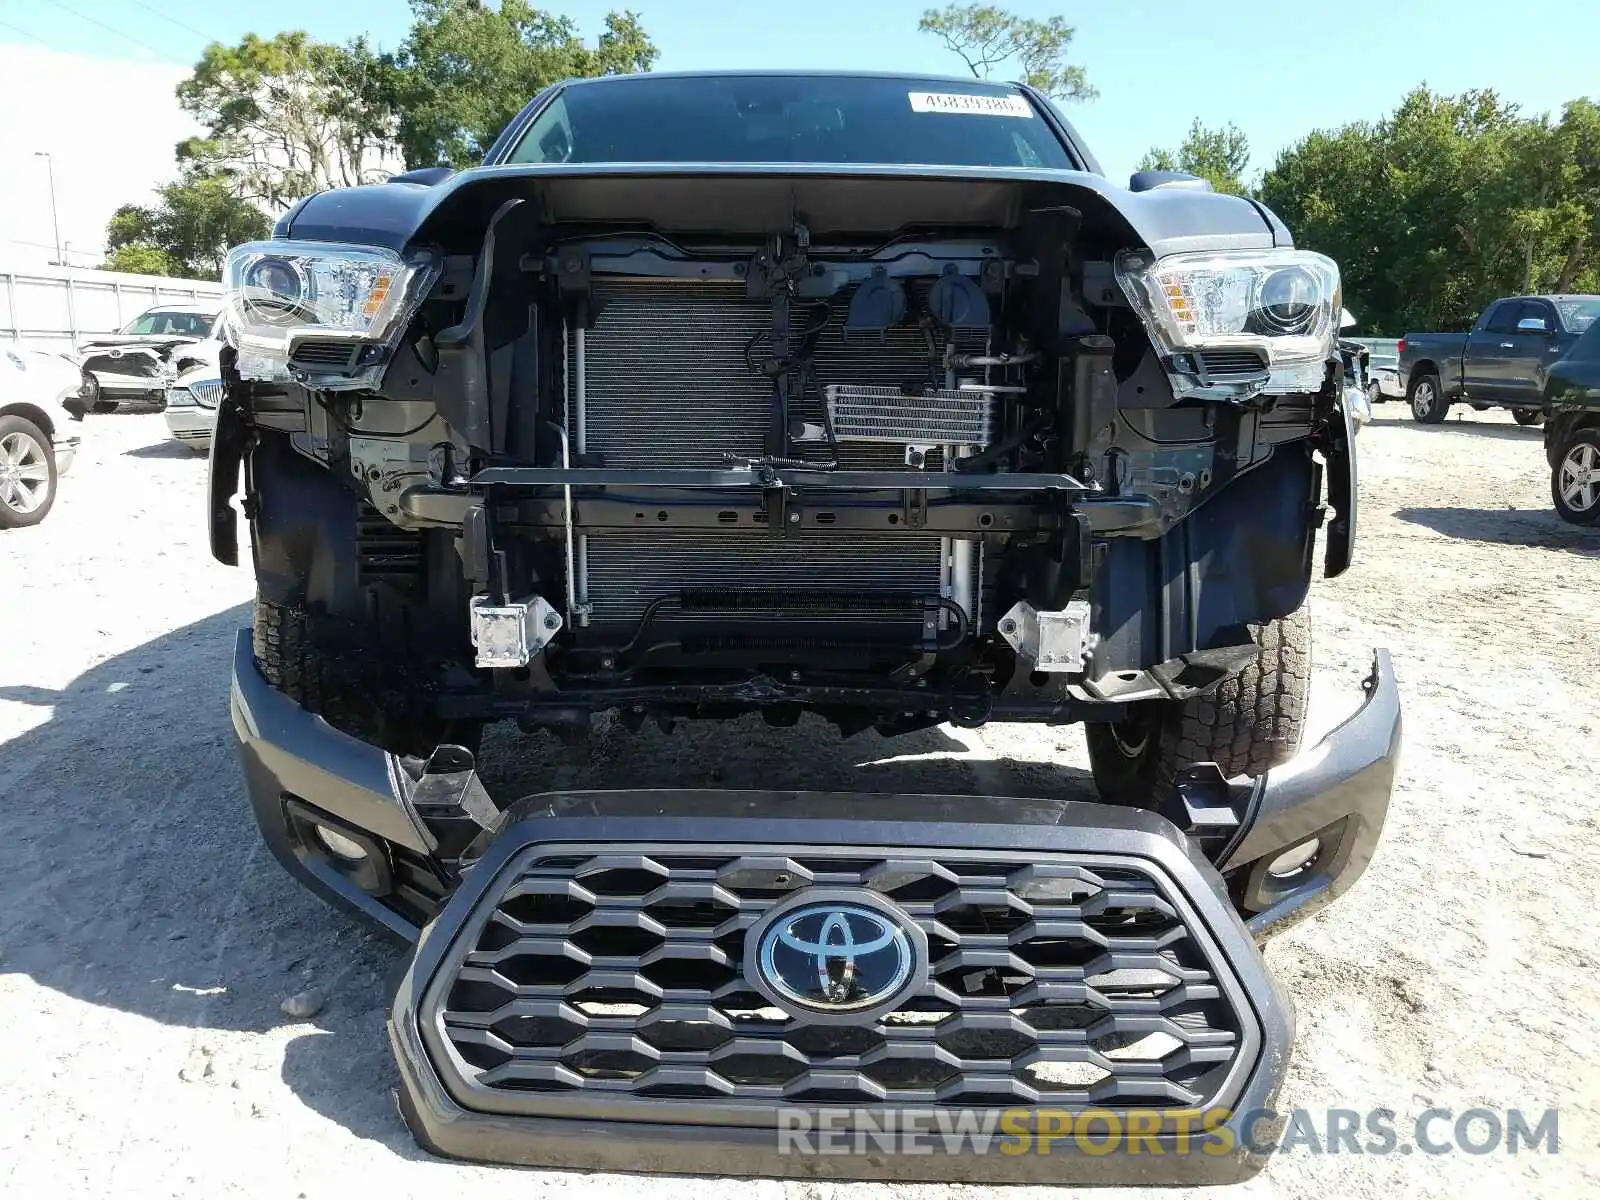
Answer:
[1,266,224,352]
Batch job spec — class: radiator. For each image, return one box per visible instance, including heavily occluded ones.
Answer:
[568,277,985,632]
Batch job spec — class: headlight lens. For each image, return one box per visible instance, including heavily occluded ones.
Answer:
[222,241,440,390]
[1115,248,1342,397]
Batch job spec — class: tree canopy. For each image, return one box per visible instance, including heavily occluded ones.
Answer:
[176,32,400,210]
[1138,119,1252,195]
[102,173,272,280]
[107,2,657,277]
[1260,88,1600,333]
[917,4,1095,101]
[392,0,657,169]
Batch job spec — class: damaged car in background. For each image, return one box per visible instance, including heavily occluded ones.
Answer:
[75,303,222,411]
[211,71,1401,1182]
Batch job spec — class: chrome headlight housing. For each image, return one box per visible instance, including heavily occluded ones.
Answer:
[1115,248,1342,398]
[222,241,440,390]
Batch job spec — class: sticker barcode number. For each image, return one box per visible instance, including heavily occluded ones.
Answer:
[908,92,1034,118]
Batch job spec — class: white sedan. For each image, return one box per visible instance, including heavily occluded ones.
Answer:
[164,367,222,452]
[1,346,91,527]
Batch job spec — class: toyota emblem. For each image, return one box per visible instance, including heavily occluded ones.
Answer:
[745,892,927,1022]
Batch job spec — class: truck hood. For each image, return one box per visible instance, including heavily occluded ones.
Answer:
[75,333,202,356]
[282,162,1290,259]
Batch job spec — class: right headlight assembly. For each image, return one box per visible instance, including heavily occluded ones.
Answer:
[1115,248,1342,398]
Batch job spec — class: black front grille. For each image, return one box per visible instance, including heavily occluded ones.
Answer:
[427,845,1251,1123]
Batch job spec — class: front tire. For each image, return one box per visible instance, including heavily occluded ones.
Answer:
[1552,429,1600,525]
[1513,408,1545,427]
[1085,608,1311,806]
[252,592,479,757]
[0,415,58,528]
[1409,373,1449,423]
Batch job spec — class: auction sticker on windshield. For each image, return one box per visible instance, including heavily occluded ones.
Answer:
[909,92,1034,117]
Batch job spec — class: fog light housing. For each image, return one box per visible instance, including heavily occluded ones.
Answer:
[1265,838,1321,879]
[283,798,392,895]
[315,824,370,863]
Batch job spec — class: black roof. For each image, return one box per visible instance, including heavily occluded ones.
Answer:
[559,69,1032,90]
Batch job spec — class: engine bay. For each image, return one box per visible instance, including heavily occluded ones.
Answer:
[237,201,1335,735]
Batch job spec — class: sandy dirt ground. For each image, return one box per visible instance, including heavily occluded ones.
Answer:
[1,405,1596,1198]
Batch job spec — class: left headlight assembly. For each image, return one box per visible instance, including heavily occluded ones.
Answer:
[1115,248,1342,398]
[222,241,440,390]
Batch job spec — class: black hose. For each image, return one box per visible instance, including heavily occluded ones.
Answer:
[952,412,1052,473]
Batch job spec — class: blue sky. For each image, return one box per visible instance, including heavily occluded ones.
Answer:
[3,0,1596,180]
[0,0,1596,269]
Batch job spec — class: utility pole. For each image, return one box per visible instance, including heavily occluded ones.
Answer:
[34,152,63,268]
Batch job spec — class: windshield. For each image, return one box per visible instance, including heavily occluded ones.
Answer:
[1554,298,1600,334]
[505,75,1075,170]
[119,310,216,337]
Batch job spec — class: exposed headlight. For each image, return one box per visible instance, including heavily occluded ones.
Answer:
[1115,248,1342,397]
[222,241,440,390]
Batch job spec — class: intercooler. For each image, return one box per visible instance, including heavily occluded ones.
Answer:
[567,278,987,635]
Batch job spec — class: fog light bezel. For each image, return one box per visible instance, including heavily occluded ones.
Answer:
[283,797,394,896]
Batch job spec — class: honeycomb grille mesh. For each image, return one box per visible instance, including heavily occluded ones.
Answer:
[429,845,1248,1123]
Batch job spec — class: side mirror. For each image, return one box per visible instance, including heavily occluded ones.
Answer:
[1517,317,1550,334]
[1340,307,1358,330]
[1129,170,1213,193]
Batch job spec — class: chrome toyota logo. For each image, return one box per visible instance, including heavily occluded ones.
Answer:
[746,894,926,1020]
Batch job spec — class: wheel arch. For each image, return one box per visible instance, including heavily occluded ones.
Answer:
[0,402,56,442]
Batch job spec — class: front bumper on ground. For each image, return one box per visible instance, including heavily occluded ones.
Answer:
[229,631,1400,1180]
[163,404,215,448]
[52,433,81,476]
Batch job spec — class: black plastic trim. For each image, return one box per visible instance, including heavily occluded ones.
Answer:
[392,809,1289,1181]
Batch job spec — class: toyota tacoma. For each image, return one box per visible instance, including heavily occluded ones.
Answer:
[214,71,1400,1182]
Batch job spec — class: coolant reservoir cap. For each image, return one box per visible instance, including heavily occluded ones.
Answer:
[926,265,990,329]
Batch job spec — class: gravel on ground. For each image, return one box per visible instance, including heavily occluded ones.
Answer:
[0,405,1596,1198]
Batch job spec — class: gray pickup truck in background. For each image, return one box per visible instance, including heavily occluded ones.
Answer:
[1398,294,1600,425]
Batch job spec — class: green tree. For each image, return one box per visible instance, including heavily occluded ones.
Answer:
[177,32,400,209]
[103,173,272,280]
[102,244,175,277]
[1257,87,1600,333]
[1138,119,1252,194]
[392,0,658,169]
[917,5,1095,101]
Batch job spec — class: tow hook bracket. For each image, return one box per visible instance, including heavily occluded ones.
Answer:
[1166,763,1242,851]
[410,745,501,857]
[998,599,1092,672]
[470,594,562,668]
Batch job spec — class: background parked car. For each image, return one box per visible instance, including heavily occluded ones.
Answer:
[1353,337,1403,402]
[163,367,222,452]
[1398,295,1600,426]
[74,303,223,413]
[0,346,91,528]
[1542,318,1600,524]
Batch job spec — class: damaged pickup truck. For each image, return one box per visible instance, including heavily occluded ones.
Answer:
[214,71,1400,1182]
